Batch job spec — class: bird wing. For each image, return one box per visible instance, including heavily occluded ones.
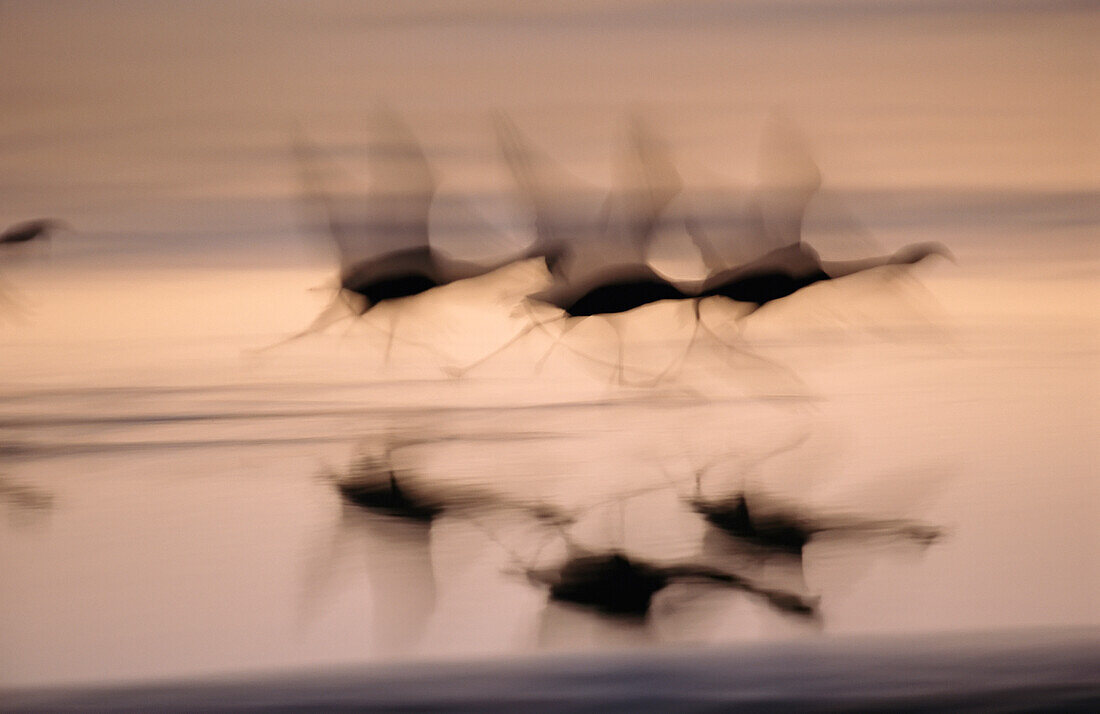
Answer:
[291,133,354,263]
[686,113,823,277]
[292,110,438,277]
[492,112,607,280]
[602,115,685,262]
[363,107,437,247]
[681,187,772,274]
[753,112,821,249]
[427,191,543,284]
[617,115,683,236]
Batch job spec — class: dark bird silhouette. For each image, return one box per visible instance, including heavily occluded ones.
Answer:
[263,112,447,354]
[297,499,437,651]
[1,219,65,316]
[507,113,690,312]
[697,240,952,311]
[0,219,66,246]
[617,113,953,378]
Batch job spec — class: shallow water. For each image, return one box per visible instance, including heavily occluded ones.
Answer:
[1,252,1096,687]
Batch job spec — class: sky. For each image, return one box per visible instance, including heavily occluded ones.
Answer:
[1,1,1094,243]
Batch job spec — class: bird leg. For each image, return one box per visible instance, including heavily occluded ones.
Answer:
[602,317,628,386]
[637,298,706,386]
[695,300,808,387]
[441,311,563,379]
[250,293,357,353]
[383,308,402,365]
[532,318,585,374]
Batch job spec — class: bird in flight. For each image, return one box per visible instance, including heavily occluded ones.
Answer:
[262,110,554,359]
[0,218,67,246]
[691,113,952,314]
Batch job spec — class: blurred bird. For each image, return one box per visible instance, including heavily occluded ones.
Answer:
[629,113,952,379]
[451,115,731,382]
[486,485,819,620]
[327,430,582,524]
[692,114,953,315]
[525,549,817,619]
[262,110,554,358]
[682,436,944,560]
[0,218,67,246]
[329,450,445,522]
[689,489,942,559]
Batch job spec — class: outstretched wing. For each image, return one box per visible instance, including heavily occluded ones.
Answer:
[604,115,684,260]
[564,115,689,278]
[362,107,437,258]
[291,133,352,265]
[754,112,821,249]
[493,113,606,280]
[293,110,438,275]
[620,116,683,234]
[685,113,822,276]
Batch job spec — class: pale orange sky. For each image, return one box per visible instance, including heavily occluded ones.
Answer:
[1,0,1095,232]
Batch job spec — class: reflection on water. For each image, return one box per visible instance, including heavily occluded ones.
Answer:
[0,475,55,529]
[0,315,1096,688]
[300,502,436,654]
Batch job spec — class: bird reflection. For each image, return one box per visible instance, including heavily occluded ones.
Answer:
[690,490,941,558]
[0,475,55,528]
[299,499,437,653]
[323,429,820,652]
[645,428,948,615]
[509,487,819,637]
[328,434,568,523]
[331,450,445,522]
[681,435,944,578]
